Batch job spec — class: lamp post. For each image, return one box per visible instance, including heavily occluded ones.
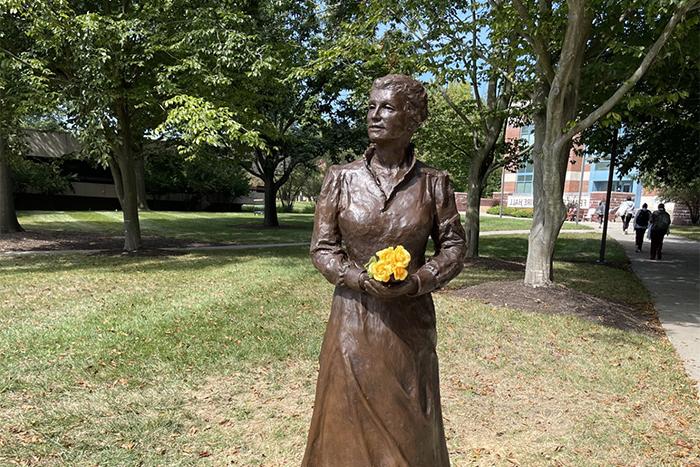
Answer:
[499,166,505,218]
[598,128,618,263]
[575,153,586,224]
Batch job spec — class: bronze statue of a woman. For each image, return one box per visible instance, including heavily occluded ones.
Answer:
[302,74,466,467]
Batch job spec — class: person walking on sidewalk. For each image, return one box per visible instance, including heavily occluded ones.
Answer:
[649,203,672,260]
[633,203,651,253]
[617,196,636,234]
[595,200,606,228]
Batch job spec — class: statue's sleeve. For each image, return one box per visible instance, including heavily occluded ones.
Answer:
[310,165,364,291]
[412,172,466,296]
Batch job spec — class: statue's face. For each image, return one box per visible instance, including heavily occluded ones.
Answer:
[367,88,413,144]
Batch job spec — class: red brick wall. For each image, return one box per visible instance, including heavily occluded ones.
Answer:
[454,193,502,212]
[563,180,586,193]
[672,203,695,225]
[505,126,520,140]
[590,192,635,213]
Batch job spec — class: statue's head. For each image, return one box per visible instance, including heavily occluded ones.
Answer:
[367,74,428,144]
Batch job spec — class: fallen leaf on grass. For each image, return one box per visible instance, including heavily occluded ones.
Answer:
[675,439,693,449]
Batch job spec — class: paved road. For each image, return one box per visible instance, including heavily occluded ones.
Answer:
[600,222,700,395]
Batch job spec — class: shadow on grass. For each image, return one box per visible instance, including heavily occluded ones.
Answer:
[0,247,311,275]
[17,211,315,245]
[479,234,628,265]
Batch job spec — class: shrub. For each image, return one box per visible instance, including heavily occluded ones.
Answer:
[11,157,71,194]
[486,206,534,218]
[144,142,249,198]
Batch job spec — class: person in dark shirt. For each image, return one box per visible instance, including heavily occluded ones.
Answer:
[649,203,672,260]
[633,203,651,253]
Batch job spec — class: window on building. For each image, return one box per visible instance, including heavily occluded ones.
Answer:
[518,162,534,174]
[593,180,633,192]
[615,181,633,192]
[594,160,610,171]
[516,174,533,194]
[593,181,608,192]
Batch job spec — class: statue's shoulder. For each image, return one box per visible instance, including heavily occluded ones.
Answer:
[414,160,449,180]
[326,159,366,177]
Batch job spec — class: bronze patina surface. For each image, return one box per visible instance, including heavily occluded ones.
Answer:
[302,75,466,467]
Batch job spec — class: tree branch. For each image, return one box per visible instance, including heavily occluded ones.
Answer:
[240,159,262,178]
[511,0,555,84]
[273,157,300,190]
[472,35,520,87]
[560,0,698,145]
[470,6,483,110]
[440,87,477,127]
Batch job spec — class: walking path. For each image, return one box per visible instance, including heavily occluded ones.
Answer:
[599,222,700,395]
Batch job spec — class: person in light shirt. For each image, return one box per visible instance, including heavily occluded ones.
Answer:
[617,196,636,234]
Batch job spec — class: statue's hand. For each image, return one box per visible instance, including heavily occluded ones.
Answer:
[361,273,419,299]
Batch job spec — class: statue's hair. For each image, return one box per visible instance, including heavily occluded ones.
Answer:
[371,74,428,128]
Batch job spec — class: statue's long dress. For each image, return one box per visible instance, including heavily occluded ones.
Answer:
[302,149,466,467]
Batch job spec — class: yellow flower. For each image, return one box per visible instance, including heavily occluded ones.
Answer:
[372,260,393,282]
[376,246,395,262]
[365,245,412,283]
[392,245,411,268]
[393,266,408,281]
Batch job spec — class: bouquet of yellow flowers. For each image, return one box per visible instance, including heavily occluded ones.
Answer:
[364,245,411,282]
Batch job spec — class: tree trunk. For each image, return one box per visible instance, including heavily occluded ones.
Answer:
[117,153,142,251]
[463,182,481,258]
[524,100,569,287]
[114,97,142,251]
[464,150,490,258]
[685,200,700,225]
[0,134,23,234]
[134,150,149,211]
[263,174,279,227]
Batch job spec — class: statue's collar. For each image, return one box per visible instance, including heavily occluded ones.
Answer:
[362,144,417,210]
[362,143,417,173]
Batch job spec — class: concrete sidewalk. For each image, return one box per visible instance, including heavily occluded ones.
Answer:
[599,222,700,395]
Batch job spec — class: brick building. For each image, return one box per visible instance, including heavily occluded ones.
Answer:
[492,124,674,220]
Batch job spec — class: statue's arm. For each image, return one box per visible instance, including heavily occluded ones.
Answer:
[310,165,365,291]
[411,172,466,296]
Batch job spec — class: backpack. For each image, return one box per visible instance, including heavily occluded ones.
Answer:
[654,211,671,230]
[636,209,650,227]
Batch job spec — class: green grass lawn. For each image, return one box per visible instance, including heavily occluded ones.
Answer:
[478,215,591,232]
[17,210,315,244]
[448,233,636,303]
[14,210,589,247]
[671,224,700,241]
[1,235,698,465]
